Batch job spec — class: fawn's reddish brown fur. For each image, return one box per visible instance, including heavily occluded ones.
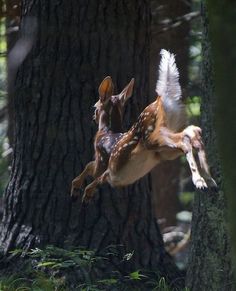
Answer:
[71,76,134,196]
[80,50,217,203]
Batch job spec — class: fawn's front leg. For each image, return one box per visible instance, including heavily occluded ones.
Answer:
[71,161,95,196]
[82,170,109,203]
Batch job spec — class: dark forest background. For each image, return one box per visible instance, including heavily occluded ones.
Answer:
[0,0,235,290]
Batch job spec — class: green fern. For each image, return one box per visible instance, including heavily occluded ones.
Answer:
[2,245,189,291]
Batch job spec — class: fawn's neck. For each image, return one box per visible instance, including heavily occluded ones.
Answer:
[98,108,123,133]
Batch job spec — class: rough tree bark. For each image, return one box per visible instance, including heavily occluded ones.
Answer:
[207,0,236,280]
[6,0,21,147]
[186,3,233,290]
[0,0,182,285]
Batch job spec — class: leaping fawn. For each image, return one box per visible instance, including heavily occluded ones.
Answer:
[71,76,134,196]
[80,49,217,203]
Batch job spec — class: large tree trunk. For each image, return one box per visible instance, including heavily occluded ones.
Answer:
[150,0,190,227]
[186,3,233,290]
[0,0,181,285]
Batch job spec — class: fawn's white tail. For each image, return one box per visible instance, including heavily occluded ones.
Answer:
[156,49,186,131]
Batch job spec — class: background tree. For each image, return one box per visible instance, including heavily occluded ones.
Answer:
[150,0,191,227]
[186,2,233,290]
[207,0,236,279]
[6,0,20,147]
[0,0,183,286]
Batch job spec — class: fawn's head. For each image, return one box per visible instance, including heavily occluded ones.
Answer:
[94,76,134,132]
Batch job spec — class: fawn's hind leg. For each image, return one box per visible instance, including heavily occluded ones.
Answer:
[183,136,207,190]
[195,144,218,190]
[152,125,208,190]
[182,125,217,190]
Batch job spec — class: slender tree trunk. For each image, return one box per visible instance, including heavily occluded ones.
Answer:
[0,0,182,285]
[207,0,236,280]
[6,0,21,147]
[186,3,233,290]
[150,0,190,226]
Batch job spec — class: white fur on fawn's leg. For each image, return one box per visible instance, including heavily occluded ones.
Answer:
[184,131,218,191]
[186,151,207,190]
[193,176,208,190]
[183,125,202,140]
[197,149,218,190]
[198,148,210,174]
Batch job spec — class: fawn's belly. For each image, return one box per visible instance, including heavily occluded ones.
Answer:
[108,149,159,186]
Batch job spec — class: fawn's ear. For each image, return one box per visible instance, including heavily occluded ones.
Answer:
[119,78,134,104]
[98,76,114,103]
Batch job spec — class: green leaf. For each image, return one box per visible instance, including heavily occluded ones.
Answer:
[157,277,170,291]
[186,96,201,117]
[60,260,76,268]
[37,261,56,267]
[128,270,146,280]
[9,249,23,255]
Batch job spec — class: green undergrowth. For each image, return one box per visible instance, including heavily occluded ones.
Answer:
[0,245,189,291]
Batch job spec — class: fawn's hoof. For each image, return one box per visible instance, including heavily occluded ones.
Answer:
[194,177,207,190]
[71,186,83,202]
[82,193,92,204]
[71,178,84,195]
[82,195,89,203]
[82,188,95,204]
[207,178,218,193]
